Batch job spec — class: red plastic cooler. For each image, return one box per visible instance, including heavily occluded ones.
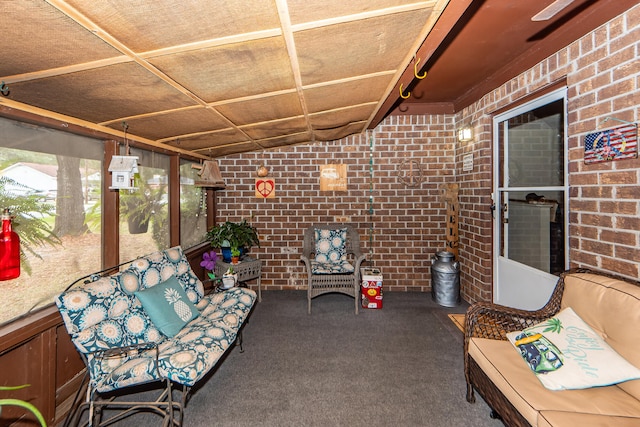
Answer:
[361,267,383,309]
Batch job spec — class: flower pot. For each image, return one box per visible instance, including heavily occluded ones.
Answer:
[221,247,232,262]
[231,256,240,264]
[127,216,150,234]
[221,273,237,289]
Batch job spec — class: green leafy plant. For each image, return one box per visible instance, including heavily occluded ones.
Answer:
[205,220,259,251]
[119,169,167,236]
[0,384,47,427]
[0,177,61,275]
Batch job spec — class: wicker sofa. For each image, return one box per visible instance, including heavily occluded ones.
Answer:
[56,246,257,426]
[464,270,640,427]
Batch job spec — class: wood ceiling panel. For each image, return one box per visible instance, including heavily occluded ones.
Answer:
[310,104,377,130]
[287,0,434,25]
[0,0,121,76]
[65,0,281,52]
[304,74,393,113]
[9,62,196,123]
[314,122,366,142]
[164,129,249,152]
[206,141,265,157]
[147,37,296,102]
[215,92,303,126]
[259,132,312,149]
[104,107,230,141]
[295,9,431,86]
[240,117,308,140]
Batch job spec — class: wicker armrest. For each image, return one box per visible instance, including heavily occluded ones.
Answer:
[463,276,564,404]
[464,274,564,344]
[464,302,553,343]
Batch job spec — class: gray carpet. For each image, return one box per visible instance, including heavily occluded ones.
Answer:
[96,291,502,426]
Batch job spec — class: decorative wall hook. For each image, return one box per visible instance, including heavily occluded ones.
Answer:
[0,81,9,97]
[414,57,427,79]
[399,84,410,99]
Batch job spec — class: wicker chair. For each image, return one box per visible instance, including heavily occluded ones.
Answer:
[300,224,366,314]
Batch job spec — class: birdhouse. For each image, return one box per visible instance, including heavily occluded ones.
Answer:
[108,155,139,190]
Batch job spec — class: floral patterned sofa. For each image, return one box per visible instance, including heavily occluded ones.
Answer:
[56,246,256,426]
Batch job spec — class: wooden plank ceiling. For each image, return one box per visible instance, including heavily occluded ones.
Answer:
[0,0,448,158]
[0,0,633,158]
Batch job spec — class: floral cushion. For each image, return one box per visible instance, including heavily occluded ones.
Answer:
[55,272,158,347]
[84,287,256,392]
[311,260,355,274]
[314,228,347,264]
[124,246,205,305]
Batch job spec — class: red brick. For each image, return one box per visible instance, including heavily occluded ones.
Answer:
[581,240,613,257]
[599,229,636,246]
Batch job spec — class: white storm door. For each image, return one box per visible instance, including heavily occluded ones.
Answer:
[493,88,569,310]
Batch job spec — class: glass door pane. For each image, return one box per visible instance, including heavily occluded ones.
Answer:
[493,88,568,309]
[498,98,566,274]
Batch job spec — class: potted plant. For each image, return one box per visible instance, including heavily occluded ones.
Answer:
[119,171,166,235]
[221,266,237,289]
[230,247,241,264]
[205,220,259,262]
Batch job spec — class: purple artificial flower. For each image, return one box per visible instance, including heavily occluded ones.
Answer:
[200,250,217,271]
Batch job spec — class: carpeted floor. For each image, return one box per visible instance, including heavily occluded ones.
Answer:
[93,291,500,426]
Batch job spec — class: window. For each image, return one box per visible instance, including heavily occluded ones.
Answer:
[179,160,208,249]
[119,148,170,262]
[0,118,102,325]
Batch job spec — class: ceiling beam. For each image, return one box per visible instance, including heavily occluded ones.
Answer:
[368,0,474,128]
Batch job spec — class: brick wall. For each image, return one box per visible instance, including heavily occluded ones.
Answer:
[215,115,455,295]
[216,4,639,303]
[456,3,640,301]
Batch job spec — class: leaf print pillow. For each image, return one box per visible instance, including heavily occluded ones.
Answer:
[135,275,200,337]
[507,307,640,390]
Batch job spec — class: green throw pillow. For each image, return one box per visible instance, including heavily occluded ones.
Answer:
[135,275,199,337]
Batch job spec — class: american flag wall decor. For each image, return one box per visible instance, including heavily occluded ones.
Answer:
[584,124,638,164]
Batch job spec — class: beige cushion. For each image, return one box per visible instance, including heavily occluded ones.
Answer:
[538,411,640,427]
[561,273,640,400]
[469,338,640,426]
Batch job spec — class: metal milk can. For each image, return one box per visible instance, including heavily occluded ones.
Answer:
[430,251,461,307]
